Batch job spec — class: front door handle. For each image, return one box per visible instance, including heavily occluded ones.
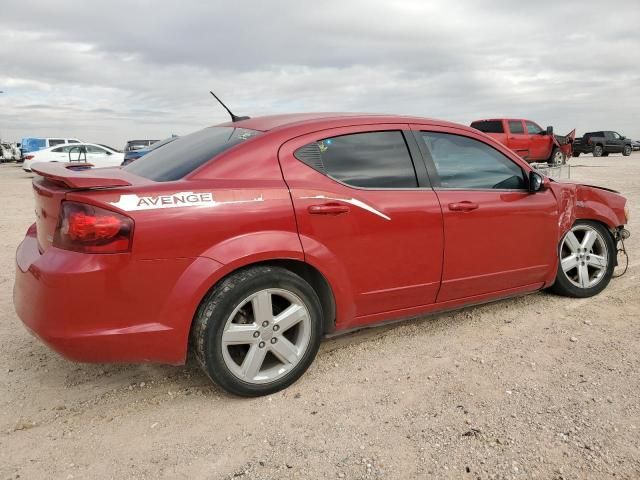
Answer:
[448,201,479,212]
[308,203,350,215]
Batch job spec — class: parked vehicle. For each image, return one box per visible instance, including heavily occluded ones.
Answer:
[122,135,179,166]
[0,142,21,162]
[123,139,159,154]
[22,143,124,172]
[14,113,629,397]
[573,131,634,157]
[19,137,81,162]
[470,118,575,165]
[631,140,640,151]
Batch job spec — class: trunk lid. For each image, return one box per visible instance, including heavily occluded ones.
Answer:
[31,164,141,251]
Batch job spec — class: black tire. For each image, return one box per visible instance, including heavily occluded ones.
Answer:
[593,144,604,157]
[191,265,323,397]
[623,145,632,156]
[548,220,615,298]
[572,152,580,158]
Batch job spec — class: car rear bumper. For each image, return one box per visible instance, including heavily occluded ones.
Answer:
[13,234,223,364]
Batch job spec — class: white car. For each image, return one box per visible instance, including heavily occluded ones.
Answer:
[23,143,124,172]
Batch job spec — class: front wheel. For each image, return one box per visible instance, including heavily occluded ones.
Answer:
[548,147,565,166]
[623,145,632,156]
[548,221,615,298]
[191,266,323,397]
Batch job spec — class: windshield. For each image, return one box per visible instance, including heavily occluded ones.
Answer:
[124,127,261,181]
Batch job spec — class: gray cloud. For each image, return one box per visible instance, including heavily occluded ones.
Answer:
[0,0,638,146]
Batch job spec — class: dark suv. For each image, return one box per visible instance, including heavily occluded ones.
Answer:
[573,131,633,157]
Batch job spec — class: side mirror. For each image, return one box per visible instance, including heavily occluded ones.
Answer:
[621,135,626,140]
[528,171,545,193]
[546,126,553,135]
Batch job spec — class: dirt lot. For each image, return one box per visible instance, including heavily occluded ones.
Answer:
[1,154,639,480]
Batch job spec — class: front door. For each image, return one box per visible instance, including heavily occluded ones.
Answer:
[411,125,559,302]
[278,125,444,328]
[525,120,549,161]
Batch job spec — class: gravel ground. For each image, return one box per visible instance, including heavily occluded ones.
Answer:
[1,153,639,480]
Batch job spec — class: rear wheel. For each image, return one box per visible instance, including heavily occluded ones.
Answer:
[593,145,604,157]
[192,266,323,397]
[548,221,615,298]
[572,151,580,158]
[623,145,632,156]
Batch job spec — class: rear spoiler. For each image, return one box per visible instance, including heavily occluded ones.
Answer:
[31,163,132,189]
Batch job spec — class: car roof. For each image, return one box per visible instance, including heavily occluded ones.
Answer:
[217,112,463,133]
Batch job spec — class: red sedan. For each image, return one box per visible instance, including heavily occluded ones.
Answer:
[14,113,630,396]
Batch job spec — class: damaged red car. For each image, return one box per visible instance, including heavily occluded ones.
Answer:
[14,113,630,396]
[471,118,575,165]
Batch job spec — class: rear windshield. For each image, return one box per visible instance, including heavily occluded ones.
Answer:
[470,121,504,134]
[124,126,261,181]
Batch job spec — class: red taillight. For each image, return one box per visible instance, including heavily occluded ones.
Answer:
[53,201,133,253]
[26,223,37,237]
[24,155,34,160]
[587,138,592,145]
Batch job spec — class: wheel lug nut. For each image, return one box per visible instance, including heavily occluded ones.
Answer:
[262,321,269,327]
[258,341,265,348]
[253,331,260,338]
[270,338,277,344]
[273,325,279,332]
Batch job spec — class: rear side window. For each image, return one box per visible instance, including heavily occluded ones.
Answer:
[68,140,80,144]
[420,132,525,190]
[125,127,261,181]
[294,131,418,188]
[508,121,524,134]
[48,139,66,147]
[470,121,504,134]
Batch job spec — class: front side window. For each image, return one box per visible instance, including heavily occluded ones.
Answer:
[86,145,107,154]
[294,131,418,188]
[526,121,543,135]
[125,127,261,182]
[420,132,525,190]
[508,121,524,134]
[612,132,621,140]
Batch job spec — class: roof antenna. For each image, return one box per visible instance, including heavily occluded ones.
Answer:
[209,91,250,122]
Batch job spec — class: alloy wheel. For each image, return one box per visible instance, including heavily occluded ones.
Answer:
[553,149,564,166]
[221,288,312,384]
[559,225,609,289]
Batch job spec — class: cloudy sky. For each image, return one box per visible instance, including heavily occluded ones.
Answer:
[1,0,638,146]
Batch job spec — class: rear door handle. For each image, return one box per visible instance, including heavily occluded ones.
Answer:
[308,203,350,215]
[448,201,479,212]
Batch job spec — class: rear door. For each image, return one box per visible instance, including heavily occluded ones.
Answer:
[278,125,444,328]
[505,120,530,159]
[411,124,558,302]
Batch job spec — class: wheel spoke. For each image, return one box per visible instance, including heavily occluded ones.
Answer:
[578,262,590,288]
[270,337,300,365]
[564,231,580,253]
[251,291,273,324]
[222,324,259,345]
[581,230,597,251]
[587,254,607,269]
[241,344,268,379]
[561,254,579,273]
[273,304,307,332]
